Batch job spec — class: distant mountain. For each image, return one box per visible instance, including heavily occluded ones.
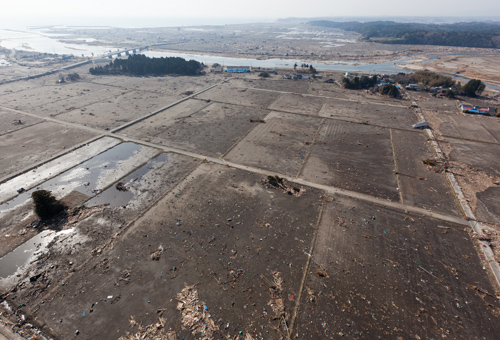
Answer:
[279,16,500,24]
[308,20,500,48]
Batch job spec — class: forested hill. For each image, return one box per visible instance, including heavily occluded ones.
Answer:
[89,55,204,76]
[308,21,500,48]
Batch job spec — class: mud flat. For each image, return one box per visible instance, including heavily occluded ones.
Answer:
[121,100,270,157]
[0,121,99,179]
[297,195,500,339]
[1,68,499,340]
[225,110,323,177]
[0,136,120,203]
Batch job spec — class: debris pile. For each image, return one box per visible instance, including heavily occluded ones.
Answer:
[177,285,217,339]
[422,158,446,173]
[67,205,107,225]
[267,271,286,320]
[119,316,176,340]
[262,176,304,197]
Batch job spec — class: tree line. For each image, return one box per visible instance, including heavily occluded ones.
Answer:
[309,21,500,48]
[341,71,485,98]
[89,55,204,76]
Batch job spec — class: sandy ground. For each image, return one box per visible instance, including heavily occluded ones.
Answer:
[401,54,500,91]
[0,60,499,339]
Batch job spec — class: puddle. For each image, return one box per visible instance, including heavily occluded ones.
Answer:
[0,142,151,214]
[86,153,169,208]
[0,229,73,279]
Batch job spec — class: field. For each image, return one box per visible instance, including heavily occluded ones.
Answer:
[0,68,500,339]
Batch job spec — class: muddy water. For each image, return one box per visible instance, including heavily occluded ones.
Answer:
[0,229,73,279]
[0,142,147,214]
[144,50,410,73]
[86,153,169,208]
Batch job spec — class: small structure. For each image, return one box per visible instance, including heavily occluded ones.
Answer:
[405,84,419,91]
[413,122,430,129]
[210,67,223,73]
[254,68,277,75]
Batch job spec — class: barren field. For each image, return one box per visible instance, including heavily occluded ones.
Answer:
[0,67,499,340]
[412,90,500,225]
[402,54,500,89]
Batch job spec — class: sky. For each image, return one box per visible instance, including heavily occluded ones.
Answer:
[1,0,500,27]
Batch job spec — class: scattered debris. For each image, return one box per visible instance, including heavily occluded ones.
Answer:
[422,159,437,166]
[306,287,317,303]
[151,245,164,261]
[262,175,304,197]
[177,285,217,339]
[67,205,107,225]
[118,315,176,340]
[316,268,328,277]
[119,270,131,284]
[116,182,128,191]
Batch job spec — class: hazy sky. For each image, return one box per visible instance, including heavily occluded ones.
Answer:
[2,0,500,26]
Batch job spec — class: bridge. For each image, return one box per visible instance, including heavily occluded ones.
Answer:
[0,41,185,85]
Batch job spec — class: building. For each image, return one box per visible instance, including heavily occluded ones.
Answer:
[460,104,492,115]
[226,66,250,73]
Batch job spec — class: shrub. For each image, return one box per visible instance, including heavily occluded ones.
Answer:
[462,79,485,97]
[32,190,65,220]
[378,84,401,98]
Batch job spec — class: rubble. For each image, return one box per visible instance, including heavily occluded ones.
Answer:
[118,316,176,340]
[176,285,217,339]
